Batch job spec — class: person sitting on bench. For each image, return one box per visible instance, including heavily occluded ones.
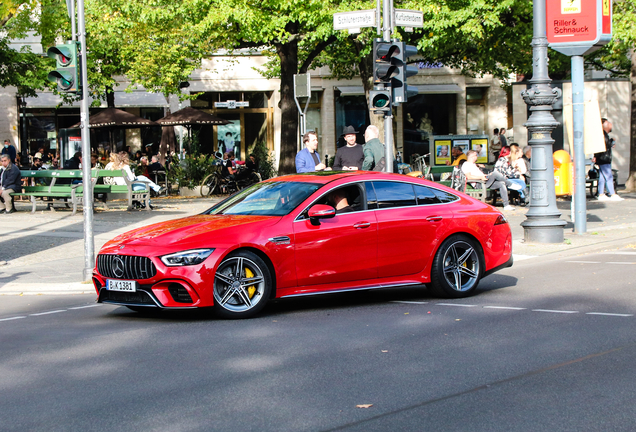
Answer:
[461,150,519,211]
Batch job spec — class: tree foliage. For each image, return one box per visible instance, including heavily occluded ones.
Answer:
[0,0,66,96]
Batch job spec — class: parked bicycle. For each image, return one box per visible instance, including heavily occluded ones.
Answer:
[200,153,261,197]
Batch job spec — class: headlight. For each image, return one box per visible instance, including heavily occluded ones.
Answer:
[160,249,215,266]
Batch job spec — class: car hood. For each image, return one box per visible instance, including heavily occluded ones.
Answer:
[101,214,280,252]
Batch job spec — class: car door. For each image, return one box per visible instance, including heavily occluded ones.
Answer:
[370,180,455,278]
[293,183,378,287]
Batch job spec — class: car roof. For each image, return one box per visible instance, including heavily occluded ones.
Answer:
[264,171,405,185]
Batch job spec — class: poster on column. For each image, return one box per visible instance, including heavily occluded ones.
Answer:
[470,139,488,163]
[217,121,241,159]
[434,140,451,165]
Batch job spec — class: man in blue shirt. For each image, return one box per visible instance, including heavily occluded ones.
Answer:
[295,131,326,173]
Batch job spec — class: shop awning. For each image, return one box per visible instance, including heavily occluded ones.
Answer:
[23,92,168,108]
[336,84,463,96]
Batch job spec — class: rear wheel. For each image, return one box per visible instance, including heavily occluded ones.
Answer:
[428,235,482,298]
[213,251,272,319]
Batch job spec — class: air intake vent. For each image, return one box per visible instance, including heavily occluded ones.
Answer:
[168,283,193,303]
[97,254,157,280]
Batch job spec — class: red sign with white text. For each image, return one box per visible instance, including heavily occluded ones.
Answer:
[547,0,597,43]
[547,0,612,55]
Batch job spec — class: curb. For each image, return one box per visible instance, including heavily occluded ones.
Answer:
[0,282,94,296]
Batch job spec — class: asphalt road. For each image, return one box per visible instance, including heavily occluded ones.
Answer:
[2,249,636,431]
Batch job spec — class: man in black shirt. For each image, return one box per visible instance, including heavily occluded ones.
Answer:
[333,125,364,170]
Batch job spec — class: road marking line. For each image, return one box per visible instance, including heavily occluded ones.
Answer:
[436,303,477,307]
[586,312,634,317]
[483,306,527,310]
[390,301,429,305]
[532,309,579,314]
[602,252,636,255]
[68,304,102,310]
[565,261,600,264]
[607,262,636,265]
[29,310,67,316]
[0,316,26,322]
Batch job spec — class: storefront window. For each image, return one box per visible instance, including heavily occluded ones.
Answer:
[403,94,457,164]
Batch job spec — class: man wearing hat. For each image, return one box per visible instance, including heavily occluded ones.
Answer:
[333,125,364,171]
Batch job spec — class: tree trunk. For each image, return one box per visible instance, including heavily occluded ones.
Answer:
[358,44,384,138]
[625,49,636,192]
[106,86,116,108]
[275,30,299,175]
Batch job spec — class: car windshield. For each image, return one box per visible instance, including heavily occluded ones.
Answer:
[205,181,321,216]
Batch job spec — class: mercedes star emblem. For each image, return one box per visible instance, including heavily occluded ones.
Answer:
[112,256,125,278]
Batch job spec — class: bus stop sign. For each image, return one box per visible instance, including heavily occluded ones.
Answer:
[547,0,612,56]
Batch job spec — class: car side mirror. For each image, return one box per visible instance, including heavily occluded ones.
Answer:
[308,204,336,225]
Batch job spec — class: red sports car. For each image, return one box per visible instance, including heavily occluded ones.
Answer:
[93,171,512,318]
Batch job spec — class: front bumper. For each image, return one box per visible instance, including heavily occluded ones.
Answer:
[93,246,225,309]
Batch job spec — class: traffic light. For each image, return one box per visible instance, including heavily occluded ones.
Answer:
[373,40,401,86]
[391,42,419,104]
[369,89,392,114]
[371,40,400,114]
[47,42,80,93]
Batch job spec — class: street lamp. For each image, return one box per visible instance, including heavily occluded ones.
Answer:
[520,0,566,243]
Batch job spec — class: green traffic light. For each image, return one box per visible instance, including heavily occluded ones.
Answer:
[372,93,390,108]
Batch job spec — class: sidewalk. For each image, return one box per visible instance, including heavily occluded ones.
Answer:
[1,190,635,295]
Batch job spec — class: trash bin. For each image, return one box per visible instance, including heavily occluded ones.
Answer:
[553,150,573,196]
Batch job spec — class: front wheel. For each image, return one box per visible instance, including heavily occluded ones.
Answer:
[200,173,219,197]
[428,235,482,298]
[212,251,272,319]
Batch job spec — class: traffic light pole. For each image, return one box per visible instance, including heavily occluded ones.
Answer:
[77,0,95,281]
[382,0,394,173]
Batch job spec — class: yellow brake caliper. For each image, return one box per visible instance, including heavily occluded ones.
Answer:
[245,268,256,298]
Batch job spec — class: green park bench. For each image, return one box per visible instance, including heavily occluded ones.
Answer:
[430,165,489,203]
[92,169,151,211]
[12,169,150,214]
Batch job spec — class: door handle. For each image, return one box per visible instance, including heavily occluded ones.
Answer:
[426,216,443,222]
[353,222,371,229]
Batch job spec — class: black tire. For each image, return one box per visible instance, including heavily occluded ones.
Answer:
[428,234,483,298]
[200,173,218,197]
[212,250,272,319]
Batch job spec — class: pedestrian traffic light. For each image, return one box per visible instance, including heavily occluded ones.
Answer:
[46,42,80,93]
[373,40,401,86]
[369,89,392,114]
[392,42,419,104]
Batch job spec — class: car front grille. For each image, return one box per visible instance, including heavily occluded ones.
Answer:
[97,254,157,280]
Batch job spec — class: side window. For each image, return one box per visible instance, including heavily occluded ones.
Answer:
[310,184,364,215]
[413,185,441,205]
[372,181,417,209]
[432,188,459,203]
[366,182,378,209]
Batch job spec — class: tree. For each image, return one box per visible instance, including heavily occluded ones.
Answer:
[0,0,66,97]
[189,0,356,174]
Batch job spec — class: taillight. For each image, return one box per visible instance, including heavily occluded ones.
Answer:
[494,214,508,225]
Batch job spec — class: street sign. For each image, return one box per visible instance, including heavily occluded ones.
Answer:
[394,9,424,28]
[333,10,376,31]
[547,0,612,56]
[214,101,249,109]
[294,73,311,98]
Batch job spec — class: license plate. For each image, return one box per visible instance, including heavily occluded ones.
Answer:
[106,279,137,292]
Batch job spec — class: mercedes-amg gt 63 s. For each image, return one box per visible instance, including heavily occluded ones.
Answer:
[93,171,512,318]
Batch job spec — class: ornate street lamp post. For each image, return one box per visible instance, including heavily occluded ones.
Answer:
[520,0,566,243]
